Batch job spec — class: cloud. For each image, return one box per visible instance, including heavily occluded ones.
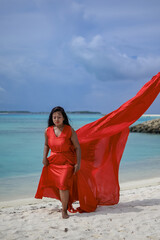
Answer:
[71,35,160,82]
[0,0,160,112]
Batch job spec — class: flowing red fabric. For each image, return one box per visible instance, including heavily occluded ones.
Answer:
[35,72,160,213]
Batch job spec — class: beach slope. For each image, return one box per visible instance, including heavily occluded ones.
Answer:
[0,179,160,240]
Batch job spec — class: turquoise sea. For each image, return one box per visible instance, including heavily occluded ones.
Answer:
[0,113,160,201]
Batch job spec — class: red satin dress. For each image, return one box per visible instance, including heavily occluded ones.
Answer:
[35,72,160,213]
[35,125,76,201]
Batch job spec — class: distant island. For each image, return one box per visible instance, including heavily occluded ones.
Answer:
[67,111,102,114]
[0,111,31,114]
[0,110,102,114]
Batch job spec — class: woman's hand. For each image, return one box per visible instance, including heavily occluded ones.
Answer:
[74,163,80,174]
[42,158,49,166]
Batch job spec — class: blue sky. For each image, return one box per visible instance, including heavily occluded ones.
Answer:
[0,0,160,114]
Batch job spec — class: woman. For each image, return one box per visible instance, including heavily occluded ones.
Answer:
[35,106,81,219]
[36,72,160,217]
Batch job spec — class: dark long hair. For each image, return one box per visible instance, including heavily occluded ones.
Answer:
[48,106,70,127]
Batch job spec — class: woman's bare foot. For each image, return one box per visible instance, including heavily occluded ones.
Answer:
[62,209,69,219]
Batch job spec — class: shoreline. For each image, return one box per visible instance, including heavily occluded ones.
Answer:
[1,166,160,202]
[1,177,160,209]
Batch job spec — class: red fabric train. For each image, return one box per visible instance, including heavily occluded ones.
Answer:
[35,72,160,212]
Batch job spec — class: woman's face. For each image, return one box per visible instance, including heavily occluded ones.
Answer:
[52,111,64,127]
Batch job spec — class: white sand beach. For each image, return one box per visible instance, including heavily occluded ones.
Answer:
[0,178,160,240]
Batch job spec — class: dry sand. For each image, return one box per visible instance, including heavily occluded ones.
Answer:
[0,178,160,240]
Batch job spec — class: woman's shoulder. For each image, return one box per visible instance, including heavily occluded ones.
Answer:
[65,125,75,131]
[65,124,71,129]
[45,126,53,136]
[45,126,53,131]
[64,125,73,137]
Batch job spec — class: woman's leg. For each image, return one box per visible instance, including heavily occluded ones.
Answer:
[59,189,69,219]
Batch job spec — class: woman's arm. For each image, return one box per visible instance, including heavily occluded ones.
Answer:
[71,127,81,173]
[42,129,50,166]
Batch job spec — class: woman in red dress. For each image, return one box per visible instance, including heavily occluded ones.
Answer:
[35,72,160,218]
[35,106,81,219]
